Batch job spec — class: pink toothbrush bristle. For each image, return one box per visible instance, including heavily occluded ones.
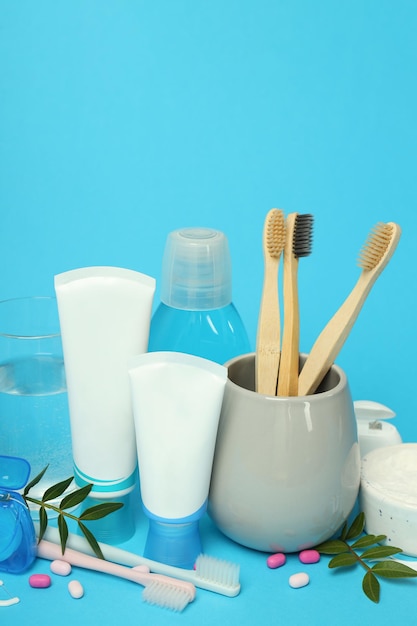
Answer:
[142,581,193,612]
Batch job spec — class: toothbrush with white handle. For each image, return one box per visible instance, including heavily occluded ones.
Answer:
[35,524,241,597]
[37,540,196,612]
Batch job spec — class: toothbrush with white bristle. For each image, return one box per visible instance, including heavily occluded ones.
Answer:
[37,540,196,612]
[36,524,241,597]
[298,221,401,396]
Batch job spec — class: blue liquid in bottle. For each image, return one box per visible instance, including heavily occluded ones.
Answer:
[148,228,251,365]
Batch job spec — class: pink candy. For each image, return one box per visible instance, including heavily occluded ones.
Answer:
[29,574,51,589]
[267,549,320,568]
[267,548,320,591]
[298,549,320,564]
[267,552,286,569]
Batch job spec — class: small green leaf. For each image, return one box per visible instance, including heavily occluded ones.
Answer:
[23,465,49,496]
[37,506,48,542]
[351,534,387,549]
[316,539,349,555]
[345,512,365,540]
[371,561,417,579]
[373,534,388,544]
[58,514,69,554]
[23,472,121,563]
[42,477,74,503]
[329,553,358,568]
[79,502,124,521]
[340,521,349,541]
[78,522,104,559]
[361,546,403,561]
[60,484,93,510]
[363,570,380,603]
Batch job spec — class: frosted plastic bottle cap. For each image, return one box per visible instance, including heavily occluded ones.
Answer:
[160,228,232,310]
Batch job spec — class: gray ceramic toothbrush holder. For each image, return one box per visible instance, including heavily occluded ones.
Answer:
[208,353,360,553]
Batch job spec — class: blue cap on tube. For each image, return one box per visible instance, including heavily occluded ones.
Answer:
[144,519,202,570]
[142,501,206,569]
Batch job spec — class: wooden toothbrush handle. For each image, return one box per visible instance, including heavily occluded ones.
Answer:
[256,259,281,395]
[298,272,374,396]
[277,214,299,396]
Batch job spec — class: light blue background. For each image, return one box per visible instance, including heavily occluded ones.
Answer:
[1,2,416,624]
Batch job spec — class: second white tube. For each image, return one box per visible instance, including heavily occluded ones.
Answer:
[129,351,227,568]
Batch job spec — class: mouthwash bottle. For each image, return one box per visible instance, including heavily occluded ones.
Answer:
[148,227,251,365]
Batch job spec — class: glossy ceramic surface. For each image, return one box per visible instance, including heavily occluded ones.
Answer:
[208,353,361,552]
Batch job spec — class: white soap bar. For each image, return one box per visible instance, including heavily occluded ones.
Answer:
[360,443,417,557]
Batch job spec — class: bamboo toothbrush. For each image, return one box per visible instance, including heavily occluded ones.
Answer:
[255,208,286,395]
[36,524,241,597]
[277,213,314,396]
[298,221,401,396]
[37,540,196,612]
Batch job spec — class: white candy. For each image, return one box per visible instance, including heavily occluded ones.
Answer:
[50,560,72,576]
[68,580,84,599]
[289,572,310,589]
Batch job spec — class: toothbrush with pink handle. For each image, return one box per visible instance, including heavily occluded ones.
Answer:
[37,540,196,612]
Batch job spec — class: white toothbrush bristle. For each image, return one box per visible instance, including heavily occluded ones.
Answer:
[142,581,193,612]
[194,554,240,589]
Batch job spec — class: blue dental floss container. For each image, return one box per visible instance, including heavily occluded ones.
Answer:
[0,455,37,573]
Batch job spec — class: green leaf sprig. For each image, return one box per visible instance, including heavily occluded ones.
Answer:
[23,465,123,560]
[316,512,417,603]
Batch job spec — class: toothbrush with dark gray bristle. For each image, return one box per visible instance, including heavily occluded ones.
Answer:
[277,212,314,396]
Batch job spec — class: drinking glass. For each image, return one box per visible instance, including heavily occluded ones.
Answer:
[0,296,74,516]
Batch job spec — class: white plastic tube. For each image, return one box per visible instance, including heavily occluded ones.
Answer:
[129,351,227,569]
[54,267,155,542]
